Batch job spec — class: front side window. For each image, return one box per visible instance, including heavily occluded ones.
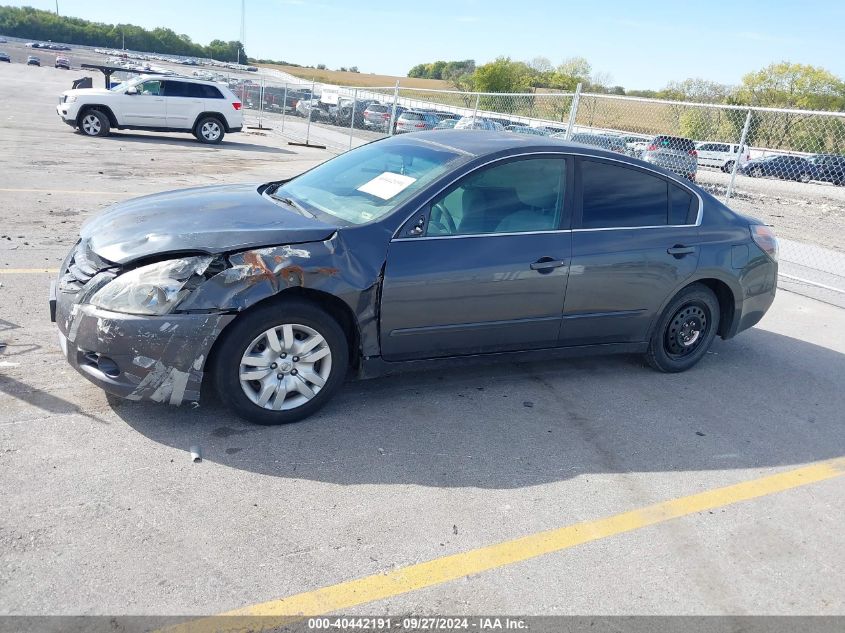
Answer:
[425,158,567,236]
[138,80,162,96]
[272,140,463,225]
[580,160,670,229]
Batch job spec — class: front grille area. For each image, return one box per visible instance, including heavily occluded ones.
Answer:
[59,240,114,293]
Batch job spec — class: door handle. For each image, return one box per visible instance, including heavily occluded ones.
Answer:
[530,258,568,272]
[667,245,696,257]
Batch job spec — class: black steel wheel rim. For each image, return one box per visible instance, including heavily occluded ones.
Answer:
[664,302,709,358]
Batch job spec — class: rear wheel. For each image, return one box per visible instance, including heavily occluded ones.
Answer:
[799,172,812,183]
[78,109,110,137]
[195,116,225,144]
[751,167,763,178]
[213,300,349,424]
[723,160,735,173]
[645,284,720,373]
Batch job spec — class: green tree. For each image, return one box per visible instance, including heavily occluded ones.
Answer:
[472,57,531,93]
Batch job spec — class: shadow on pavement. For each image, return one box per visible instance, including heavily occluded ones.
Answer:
[111,328,844,489]
[101,132,295,154]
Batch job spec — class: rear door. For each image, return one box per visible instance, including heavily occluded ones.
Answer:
[380,156,573,360]
[560,157,701,346]
[163,81,204,130]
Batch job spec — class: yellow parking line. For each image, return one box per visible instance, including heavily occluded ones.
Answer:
[0,269,59,274]
[164,457,845,633]
[0,188,140,196]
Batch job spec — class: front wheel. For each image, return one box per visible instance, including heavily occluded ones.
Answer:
[723,160,735,173]
[78,109,110,137]
[645,284,720,373]
[798,172,812,183]
[195,116,225,144]
[213,300,349,424]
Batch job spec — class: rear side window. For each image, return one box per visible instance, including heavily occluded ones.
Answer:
[669,183,696,225]
[183,83,223,98]
[580,160,668,228]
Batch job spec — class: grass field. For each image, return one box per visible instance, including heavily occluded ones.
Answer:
[256,64,452,90]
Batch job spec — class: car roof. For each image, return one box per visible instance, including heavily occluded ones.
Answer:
[137,74,223,86]
[380,129,641,161]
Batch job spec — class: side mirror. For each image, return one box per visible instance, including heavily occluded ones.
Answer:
[125,86,138,95]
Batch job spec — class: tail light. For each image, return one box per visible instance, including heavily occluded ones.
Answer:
[647,144,657,151]
[382,113,390,119]
[688,149,698,157]
[415,123,425,128]
[750,225,778,262]
[232,102,242,110]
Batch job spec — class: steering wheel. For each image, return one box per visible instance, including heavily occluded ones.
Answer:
[430,202,458,235]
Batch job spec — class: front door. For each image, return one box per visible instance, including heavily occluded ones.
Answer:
[121,79,167,127]
[560,158,701,346]
[380,156,572,361]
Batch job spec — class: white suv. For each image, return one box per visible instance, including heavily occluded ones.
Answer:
[696,142,751,172]
[57,75,244,144]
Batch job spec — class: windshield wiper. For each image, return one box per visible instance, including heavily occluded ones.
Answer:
[270,193,316,219]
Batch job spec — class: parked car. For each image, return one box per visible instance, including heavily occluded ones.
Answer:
[568,132,627,153]
[0,51,10,63]
[295,97,327,121]
[807,154,845,186]
[395,110,441,133]
[362,103,406,130]
[55,55,71,70]
[454,116,498,130]
[434,118,459,130]
[51,130,777,424]
[537,125,567,136]
[641,135,698,181]
[26,55,40,66]
[738,154,818,183]
[56,75,244,144]
[505,125,549,136]
[332,98,377,128]
[696,142,750,172]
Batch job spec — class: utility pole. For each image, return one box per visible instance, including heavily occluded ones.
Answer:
[240,0,246,64]
[55,1,59,16]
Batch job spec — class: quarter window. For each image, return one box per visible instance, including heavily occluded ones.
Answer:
[669,183,696,225]
[580,160,669,228]
[425,158,567,236]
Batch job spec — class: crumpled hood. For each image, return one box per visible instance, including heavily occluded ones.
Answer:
[81,183,338,264]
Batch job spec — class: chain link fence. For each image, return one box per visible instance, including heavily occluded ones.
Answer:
[232,75,844,305]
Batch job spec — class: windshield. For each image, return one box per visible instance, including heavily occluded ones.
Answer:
[273,140,463,224]
[110,76,143,92]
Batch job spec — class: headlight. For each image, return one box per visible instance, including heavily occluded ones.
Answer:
[89,256,213,315]
[65,95,77,103]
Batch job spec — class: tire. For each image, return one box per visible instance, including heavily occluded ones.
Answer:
[799,172,811,184]
[78,109,110,137]
[195,116,225,144]
[723,161,735,173]
[751,167,763,178]
[645,284,720,373]
[212,299,349,425]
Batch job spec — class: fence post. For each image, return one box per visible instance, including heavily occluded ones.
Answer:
[564,83,582,141]
[258,75,265,128]
[281,83,287,133]
[349,88,358,151]
[726,109,753,202]
[472,93,480,126]
[388,81,400,137]
[304,79,315,145]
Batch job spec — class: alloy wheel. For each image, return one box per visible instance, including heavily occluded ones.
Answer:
[238,323,332,411]
[201,121,221,141]
[82,114,101,136]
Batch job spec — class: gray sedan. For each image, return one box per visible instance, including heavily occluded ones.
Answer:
[52,131,777,424]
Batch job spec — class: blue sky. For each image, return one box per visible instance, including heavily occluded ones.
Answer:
[8,0,845,88]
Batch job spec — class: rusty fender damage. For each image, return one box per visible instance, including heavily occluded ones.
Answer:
[179,234,384,364]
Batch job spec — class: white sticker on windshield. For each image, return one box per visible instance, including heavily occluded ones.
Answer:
[357,172,417,200]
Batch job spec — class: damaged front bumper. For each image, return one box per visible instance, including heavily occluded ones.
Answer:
[55,298,234,405]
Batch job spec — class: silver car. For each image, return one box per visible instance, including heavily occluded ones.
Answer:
[395,111,441,133]
[454,116,498,131]
[641,135,698,181]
